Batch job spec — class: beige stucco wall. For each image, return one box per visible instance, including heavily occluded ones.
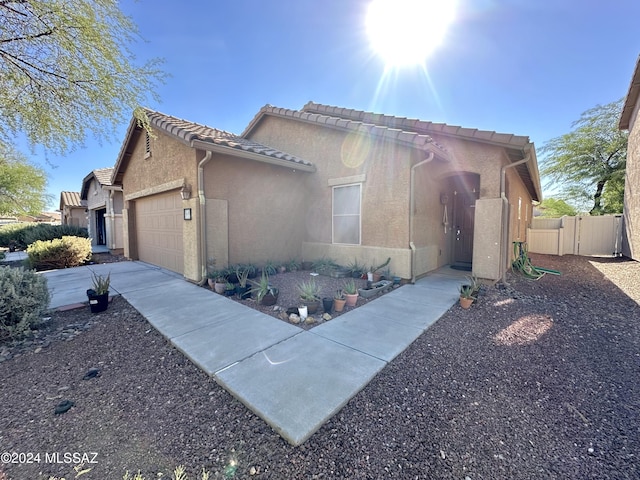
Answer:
[62,206,87,228]
[623,99,640,260]
[120,127,201,280]
[202,152,309,267]
[249,115,536,281]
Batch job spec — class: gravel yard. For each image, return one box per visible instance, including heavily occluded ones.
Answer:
[0,254,638,479]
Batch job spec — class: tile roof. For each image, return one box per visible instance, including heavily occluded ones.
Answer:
[92,168,114,186]
[243,104,448,159]
[145,110,314,169]
[59,191,85,210]
[302,102,532,150]
[243,101,541,201]
[81,168,116,200]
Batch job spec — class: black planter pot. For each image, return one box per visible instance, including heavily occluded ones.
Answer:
[322,297,333,314]
[224,287,236,297]
[86,289,109,313]
[261,289,279,306]
[236,285,251,299]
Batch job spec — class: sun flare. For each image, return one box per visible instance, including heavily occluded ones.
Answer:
[366,0,456,67]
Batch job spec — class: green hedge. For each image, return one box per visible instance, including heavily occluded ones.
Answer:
[0,223,89,250]
[27,236,92,270]
[0,266,50,340]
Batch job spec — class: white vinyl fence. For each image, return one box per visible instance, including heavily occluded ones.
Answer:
[527,215,623,257]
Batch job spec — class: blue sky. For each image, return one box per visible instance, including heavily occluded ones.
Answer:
[37,0,640,209]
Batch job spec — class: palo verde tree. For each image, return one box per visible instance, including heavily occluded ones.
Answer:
[540,99,627,215]
[0,0,164,154]
[0,143,49,215]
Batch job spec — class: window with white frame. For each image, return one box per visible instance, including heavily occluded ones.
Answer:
[332,183,361,244]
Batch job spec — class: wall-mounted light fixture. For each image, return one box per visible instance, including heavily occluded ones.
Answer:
[183,208,192,221]
[180,184,192,200]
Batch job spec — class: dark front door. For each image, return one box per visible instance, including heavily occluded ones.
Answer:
[453,189,477,265]
[95,208,106,245]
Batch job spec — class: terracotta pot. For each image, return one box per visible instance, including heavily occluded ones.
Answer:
[459,296,473,309]
[214,282,226,294]
[345,293,358,307]
[333,298,346,312]
[372,272,382,282]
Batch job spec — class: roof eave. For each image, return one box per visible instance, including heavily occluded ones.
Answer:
[619,55,640,130]
[191,139,316,172]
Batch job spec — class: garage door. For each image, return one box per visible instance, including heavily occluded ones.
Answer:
[135,191,184,274]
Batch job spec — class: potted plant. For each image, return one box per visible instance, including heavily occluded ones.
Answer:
[297,278,321,314]
[209,270,227,294]
[224,281,236,296]
[87,271,110,313]
[347,259,364,279]
[235,265,251,299]
[333,289,346,312]
[262,260,278,276]
[462,274,481,301]
[368,257,391,282]
[250,271,279,306]
[342,278,359,307]
[459,284,476,309]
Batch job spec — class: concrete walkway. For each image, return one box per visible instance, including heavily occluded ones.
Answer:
[40,261,467,445]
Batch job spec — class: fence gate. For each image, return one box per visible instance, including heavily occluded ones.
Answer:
[528,215,622,257]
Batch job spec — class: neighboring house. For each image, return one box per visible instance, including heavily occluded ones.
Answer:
[619,54,640,261]
[59,191,88,228]
[17,212,61,224]
[80,168,124,253]
[111,104,541,283]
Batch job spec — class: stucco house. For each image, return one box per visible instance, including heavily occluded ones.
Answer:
[619,54,640,261]
[59,191,87,228]
[80,168,124,253]
[111,103,541,283]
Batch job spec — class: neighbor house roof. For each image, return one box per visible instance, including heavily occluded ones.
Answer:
[620,54,640,130]
[59,191,85,211]
[243,101,542,201]
[112,109,315,185]
[80,168,115,200]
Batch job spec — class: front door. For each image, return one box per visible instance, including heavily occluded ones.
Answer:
[95,208,106,245]
[453,186,478,265]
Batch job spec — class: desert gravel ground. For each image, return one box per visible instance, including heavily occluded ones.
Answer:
[0,254,638,479]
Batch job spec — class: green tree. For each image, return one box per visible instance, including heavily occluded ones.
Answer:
[540,99,627,215]
[537,197,578,217]
[0,144,49,215]
[0,0,164,154]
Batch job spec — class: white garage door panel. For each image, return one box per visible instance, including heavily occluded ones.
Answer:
[136,192,184,274]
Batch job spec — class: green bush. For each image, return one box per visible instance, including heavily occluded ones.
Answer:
[23,224,88,247]
[0,223,31,249]
[0,266,50,340]
[0,223,89,250]
[27,236,92,270]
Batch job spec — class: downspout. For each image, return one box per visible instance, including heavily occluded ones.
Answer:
[499,154,530,284]
[197,151,213,284]
[409,151,435,284]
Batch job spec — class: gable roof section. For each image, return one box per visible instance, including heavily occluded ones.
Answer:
[620,55,640,130]
[242,104,449,161]
[80,168,114,200]
[59,191,85,211]
[112,110,315,185]
[244,101,541,201]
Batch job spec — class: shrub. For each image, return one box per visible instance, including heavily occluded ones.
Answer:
[0,223,89,250]
[0,223,31,249]
[22,224,88,247]
[0,266,50,341]
[27,236,92,270]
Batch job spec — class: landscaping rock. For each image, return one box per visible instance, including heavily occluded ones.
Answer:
[288,313,300,324]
